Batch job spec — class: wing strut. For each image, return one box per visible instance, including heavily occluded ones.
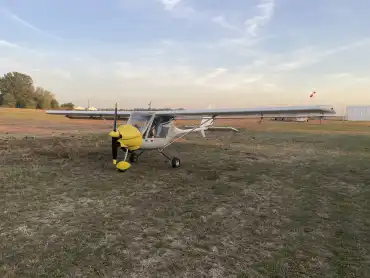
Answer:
[159,116,215,151]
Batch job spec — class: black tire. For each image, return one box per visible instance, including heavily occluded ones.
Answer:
[171,157,180,168]
[129,153,138,163]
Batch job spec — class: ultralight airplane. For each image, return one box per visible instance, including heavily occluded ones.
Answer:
[45,104,336,171]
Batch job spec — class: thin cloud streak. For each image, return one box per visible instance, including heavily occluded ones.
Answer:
[0,40,20,49]
[1,8,63,41]
[160,0,183,11]
[271,38,370,71]
[245,0,276,36]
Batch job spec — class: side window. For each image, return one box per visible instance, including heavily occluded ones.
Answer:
[155,117,172,138]
[156,125,169,138]
[146,117,172,138]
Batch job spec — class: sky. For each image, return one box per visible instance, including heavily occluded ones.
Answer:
[0,0,369,113]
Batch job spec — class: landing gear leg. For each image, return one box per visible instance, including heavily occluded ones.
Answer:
[158,149,181,168]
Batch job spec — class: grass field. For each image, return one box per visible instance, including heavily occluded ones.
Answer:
[1,108,370,277]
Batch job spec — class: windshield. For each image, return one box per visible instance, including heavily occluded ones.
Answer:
[127,113,153,134]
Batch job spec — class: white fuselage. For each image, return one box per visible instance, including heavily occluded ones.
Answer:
[139,124,190,149]
[141,137,171,149]
[125,111,211,150]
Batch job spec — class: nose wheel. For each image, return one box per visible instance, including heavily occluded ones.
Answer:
[129,152,139,163]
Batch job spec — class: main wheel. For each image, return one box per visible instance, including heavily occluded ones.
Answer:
[129,152,138,163]
[171,157,180,168]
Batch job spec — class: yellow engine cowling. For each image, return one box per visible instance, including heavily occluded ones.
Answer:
[109,124,143,151]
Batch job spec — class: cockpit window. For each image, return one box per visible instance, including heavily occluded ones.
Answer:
[127,113,153,134]
[147,116,173,138]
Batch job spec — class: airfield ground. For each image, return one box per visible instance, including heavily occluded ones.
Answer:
[1,108,370,277]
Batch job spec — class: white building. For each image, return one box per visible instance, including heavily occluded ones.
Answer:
[346,106,370,121]
[73,106,98,111]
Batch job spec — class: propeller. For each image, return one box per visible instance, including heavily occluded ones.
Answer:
[112,103,118,165]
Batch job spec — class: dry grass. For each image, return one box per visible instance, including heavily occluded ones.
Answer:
[1,108,370,277]
[0,108,110,137]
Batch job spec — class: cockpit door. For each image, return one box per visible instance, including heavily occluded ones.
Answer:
[127,112,154,136]
[145,115,174,139]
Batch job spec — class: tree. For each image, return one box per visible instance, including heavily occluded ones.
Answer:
[1,93,16,107]
[60,102,74,110]
[33,87,58,109]
[0,72,34,108]
[51,99,59,109]
[0,71,60,109]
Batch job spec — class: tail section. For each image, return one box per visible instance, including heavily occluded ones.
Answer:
[200,116,215,128]
[181,103,216,137]
[199,104,215,137]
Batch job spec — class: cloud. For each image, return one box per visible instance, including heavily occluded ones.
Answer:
[242,74,264,84]
[158,0,199,20]
[270,38,370,71]
[196,67,228,84]
[326,72,370,83]
[0,39,54,58]
[0,57,25,72]
[211,16,242,32]
[245,0,276,37]
[205,35,270,55]
[190,67,268,91]
[162,3,199,20]
[110,60,266,91]
[160,0,183,11]
[0,40,20,49]
[156,0,276,56]
[1,8,62,40]
[50,69,71,79]
[114,61,148,79]
[158,0,244,34]
[327,73,352,79]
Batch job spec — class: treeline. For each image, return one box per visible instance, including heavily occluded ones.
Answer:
[0,71,74,109]
[0,71,184,111]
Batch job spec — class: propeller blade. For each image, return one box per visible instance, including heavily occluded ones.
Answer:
[112,103,118,164]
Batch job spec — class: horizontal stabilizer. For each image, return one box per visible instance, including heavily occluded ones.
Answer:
[184,125,239,132]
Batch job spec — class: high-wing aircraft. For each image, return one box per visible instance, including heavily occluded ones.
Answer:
[45,104,336,172]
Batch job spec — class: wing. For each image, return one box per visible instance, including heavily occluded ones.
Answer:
[45,109,132,119]
[46,104,335,119]
[155,105,336,117]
